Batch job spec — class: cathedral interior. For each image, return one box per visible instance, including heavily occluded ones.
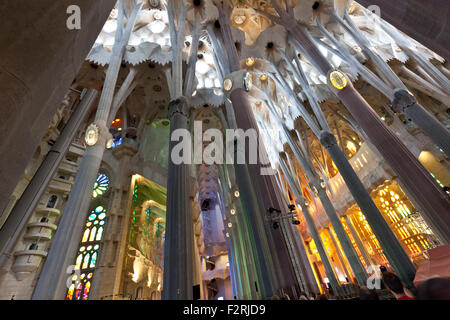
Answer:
[0,0,449,301]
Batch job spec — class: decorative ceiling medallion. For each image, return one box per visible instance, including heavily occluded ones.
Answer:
[223,78,233,91]
[85,123,99,146]
[329,70,348,90]
[234,15,246,25]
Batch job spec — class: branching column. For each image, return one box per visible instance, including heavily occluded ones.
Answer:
[0,89,98,270]
[215,2,298,297]
[32,1,143,299]
[267,0,450,247]
[320,131,416,288]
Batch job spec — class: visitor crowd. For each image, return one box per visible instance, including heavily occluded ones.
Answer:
[270,273,450,300]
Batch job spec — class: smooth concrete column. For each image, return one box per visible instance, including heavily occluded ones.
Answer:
[89,142,137,300]
[320,131,416,289]
[162,97,193,300]
[0,0,115,216]
[0,89,98,270]
[283,127,368,287]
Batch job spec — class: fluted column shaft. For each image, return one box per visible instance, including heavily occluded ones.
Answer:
[299,199,343,297]
[326,227,353,284]
[32,3,142,299]
[343,215,377,270]
[32,142,106,299]
[162,98,193,300]
[0,89,98,270]
[321,131,416,289]
[393,90,450,157]
[316,187,368,286]
[216,3,298,295]
[287,22,450,245]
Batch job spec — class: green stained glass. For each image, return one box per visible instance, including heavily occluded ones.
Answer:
[89,252,97,268]
[98,212,106,220]
[88,214,96,221]
[95,206,104,213]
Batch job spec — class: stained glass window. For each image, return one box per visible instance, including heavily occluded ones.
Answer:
[92,173,109,198]
[112,135,122,148]
[66,173,110,300]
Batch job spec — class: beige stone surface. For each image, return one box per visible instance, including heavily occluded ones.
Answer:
[0,0,115,214]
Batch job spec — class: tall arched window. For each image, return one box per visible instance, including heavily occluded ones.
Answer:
[66,172,110,300]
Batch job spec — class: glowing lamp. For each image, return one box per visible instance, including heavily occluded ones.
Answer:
[329,70,348,90]
[246,57,255,67]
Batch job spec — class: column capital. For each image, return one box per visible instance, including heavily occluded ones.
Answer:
[168,96,189,119]
[319,131,338,149]
[391,89,416,113]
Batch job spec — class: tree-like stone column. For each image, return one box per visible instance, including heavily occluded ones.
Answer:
[32,1,143,299]
[0,0,115,216]
[263,0,450,247]
[162,97,194,300]
[320,131,416,288]
[279,158,343,297]
[0,89,98,271]
[214,0,298,297]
